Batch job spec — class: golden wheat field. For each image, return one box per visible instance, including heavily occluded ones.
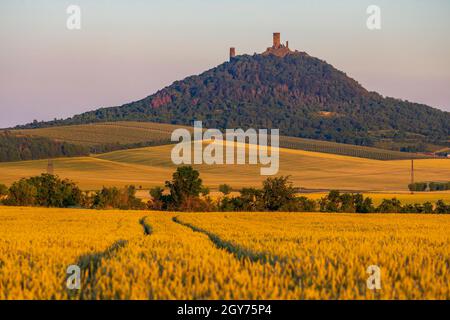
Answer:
[0,206,449,300]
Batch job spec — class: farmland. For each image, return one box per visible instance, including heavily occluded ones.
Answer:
[12,121,430,160]
[0,207,449,299]
[13,122,192,147]
[0,143,449,192]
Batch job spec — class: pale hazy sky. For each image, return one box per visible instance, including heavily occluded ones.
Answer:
[1,0,449,128]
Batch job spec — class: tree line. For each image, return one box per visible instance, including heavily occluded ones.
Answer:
[0,131,89,162]
[1,167,449,213]
[409,181,450,192]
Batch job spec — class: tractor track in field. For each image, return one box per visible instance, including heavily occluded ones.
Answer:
[139,216,153,235]
[69,239,128,299]
[68,216,152,299]
[172,216,315,294]
[172,216,283,266]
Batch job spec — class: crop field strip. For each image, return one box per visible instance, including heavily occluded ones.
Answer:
[278,136,429,160]
[177,213,450,299]
[12,121,430,160]
[1,142,449,191]
[86,213,301,299]
[1,207,449,299]
[14,122,193,147]
[0,207,145,299]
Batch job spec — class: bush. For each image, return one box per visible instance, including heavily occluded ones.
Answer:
[3,174,82,207]
[28,174,83,207]
[219,184,232,196]
[92,185,144,210]
[177,196,217,212]
[4,179,37,206]
[262,176,297,211]
[408,182,428,192]
[0,184,8,196]
[377,198,403,213]
[429,182,449,191]
[279,196,317,212]
[409,181,450,192]
[435,200,450,214]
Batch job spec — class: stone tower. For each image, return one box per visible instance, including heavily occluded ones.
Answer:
[273,32,281,49]
[229,47,236,60]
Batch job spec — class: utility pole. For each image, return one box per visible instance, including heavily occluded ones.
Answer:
[47,159,54,175]
[410,159,414,195]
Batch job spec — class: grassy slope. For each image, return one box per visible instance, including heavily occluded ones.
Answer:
[13,122,192,147]
[13,121,428,160]
[1,142,449,192]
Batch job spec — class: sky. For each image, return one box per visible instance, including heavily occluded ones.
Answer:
[0,0,449,128]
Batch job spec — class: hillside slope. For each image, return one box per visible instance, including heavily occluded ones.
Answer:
[17,53,450,149]
[12,121,430,161]
[1,143,449,191]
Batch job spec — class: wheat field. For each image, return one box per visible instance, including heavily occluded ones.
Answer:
[0,207,449,300]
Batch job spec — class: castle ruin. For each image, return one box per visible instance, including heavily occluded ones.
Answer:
[229,32,294,61]
[262,32,293,57]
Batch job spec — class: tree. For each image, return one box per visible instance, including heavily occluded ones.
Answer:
[320,190,341,212]
[92,185,144,210]
[4,179,37,206]
[422,202,434,213]
[354,194,375,213]
[219,184,232,196]
[262,176,297,211]
[27,174,83,207]
[165,166,203,207]
[435,200,450,214]
[238,188,263,211]
[0,183,8,196]
[200,186,210,197]
[340,193,356,213]
[377,198,403,213]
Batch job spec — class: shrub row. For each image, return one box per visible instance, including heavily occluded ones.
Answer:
[409,181,450,192]
[1,167,449,214]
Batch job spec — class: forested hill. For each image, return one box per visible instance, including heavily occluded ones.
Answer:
[16,52,450,147]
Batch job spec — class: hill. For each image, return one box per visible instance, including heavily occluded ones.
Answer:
[11,121,430,161]
[16,53,450,151]
[1,143,449,191]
